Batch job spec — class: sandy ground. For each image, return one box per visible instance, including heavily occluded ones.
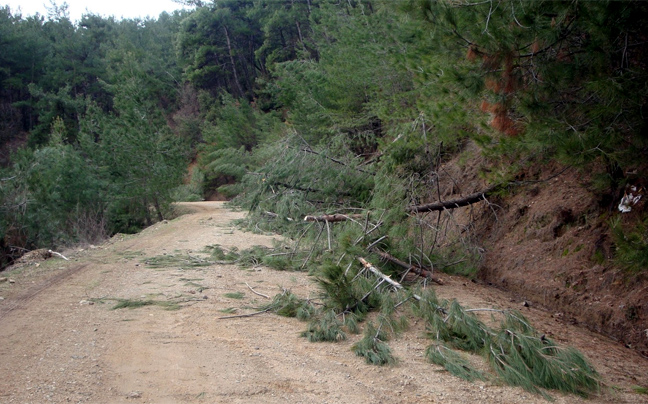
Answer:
[0,202,647,404]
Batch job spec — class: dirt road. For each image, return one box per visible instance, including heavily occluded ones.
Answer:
[1,202,646,403]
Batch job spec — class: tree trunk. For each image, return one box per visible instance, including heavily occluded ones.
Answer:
[152,194,164,222]
[223,25,245,98]
[407,185,498,213]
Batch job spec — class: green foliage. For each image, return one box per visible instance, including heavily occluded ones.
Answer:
[263,290,316,321]
[414,290,600,399]
[206,244,278,268]
[301,309,346,343]
[611,216,648,273]
[109,298,180,311]
[224,292,245,300]
[426,343,486,382]
[143,253,214,269]
[171,167,205,202]
[79,56,188,232]
[352,322,396,366]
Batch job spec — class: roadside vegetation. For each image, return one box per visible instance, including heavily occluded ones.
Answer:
[1,0,646,398]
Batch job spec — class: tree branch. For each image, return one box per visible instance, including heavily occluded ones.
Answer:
[371,248,443,285]
[304,213,364,223]
[407,184,500,213]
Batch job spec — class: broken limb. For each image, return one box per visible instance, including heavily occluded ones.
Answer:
[246,282,270,299]
[303,213,364,222]
[218,308,272,319]
[48,250,69,261]
[358,257,421,301]
[371,249,444,285]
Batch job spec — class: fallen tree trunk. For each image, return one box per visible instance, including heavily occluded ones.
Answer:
[304,213,364,223]
[371,249,443,285]
[407,184,499,213]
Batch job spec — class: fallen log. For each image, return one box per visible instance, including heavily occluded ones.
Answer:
[371,249,443,285]
[304,213,364,223]
[407,184,499,213]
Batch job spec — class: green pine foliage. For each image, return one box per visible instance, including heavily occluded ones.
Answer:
[426,343,486,382]
[415,290,600,399]
[263,290,316,321]
[352,322,396,366]
[611,216,648,274]
[301,309,346,343]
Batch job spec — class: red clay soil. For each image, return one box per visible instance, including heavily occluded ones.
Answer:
[432,141,648,358]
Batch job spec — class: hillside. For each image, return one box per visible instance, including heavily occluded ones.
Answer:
[432,142,648,356]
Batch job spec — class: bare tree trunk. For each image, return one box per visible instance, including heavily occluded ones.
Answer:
[223,25,245,98]
[407,184,498,213]
[152,194,164,222]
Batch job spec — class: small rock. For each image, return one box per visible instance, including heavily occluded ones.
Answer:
[8,279,15,284]
[203,295,208,300]
[126,391,142,399]
[0,277,7,283]
[522,301,531,307]
[79,300,94,305]
[0,296,5,301]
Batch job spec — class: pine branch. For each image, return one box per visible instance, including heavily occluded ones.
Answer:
[304,213,364,222]
[371,248,444,285]
[358,257,421,301]
[300,147,375,176]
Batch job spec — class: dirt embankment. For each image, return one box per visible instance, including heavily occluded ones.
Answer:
[0,201,647,404]
[434,141,648,357]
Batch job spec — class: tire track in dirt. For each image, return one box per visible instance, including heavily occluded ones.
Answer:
[0,263,89,320]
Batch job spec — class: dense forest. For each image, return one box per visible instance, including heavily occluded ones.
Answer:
[1,0,648,383]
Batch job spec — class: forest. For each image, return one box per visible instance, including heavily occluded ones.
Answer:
[1,0,647,394]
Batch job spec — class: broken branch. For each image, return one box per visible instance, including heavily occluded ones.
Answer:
[218,308,272,319]
[48,250,69,261]
[246,282,270,299]
[371,249,443,285]
[358,257,421,301]
[303,213,364,222]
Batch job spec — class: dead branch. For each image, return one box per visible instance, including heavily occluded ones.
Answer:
[303,213,364,222]
[48,250,69,261]
[358,257,421,301]
[371,249,443,285]
[263,211,294,221]
[245,282,270,299]
[407,184,500,213]
[218,308,272,319]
